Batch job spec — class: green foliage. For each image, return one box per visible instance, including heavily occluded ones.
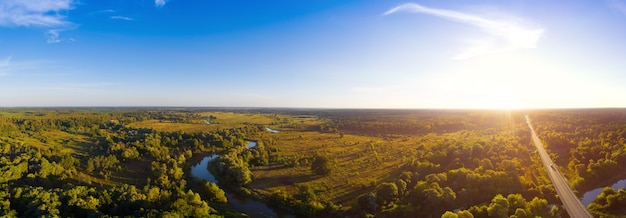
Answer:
[202,181,227,204]
[376,182,399,206]
[357,192,377,212]
[214,153,253,186]
[532,110,626,192]
[310,155,333,176]
[0,109,243,217]
[121,147,140,160]
[170,190,212,217]
[441,211,458,218]
[269,189,325,216]
[588,187,626,217]
[2,109,621,217]
[0,161,28,183]
[487,194,509,217]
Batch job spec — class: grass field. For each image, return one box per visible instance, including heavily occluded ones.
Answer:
[128,112,295,132]
[127,120,213,133]
[248,130,401,204]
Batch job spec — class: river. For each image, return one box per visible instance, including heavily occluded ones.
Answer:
[581,178,626,206]
[266,127,280,133]
[190,141,295,218]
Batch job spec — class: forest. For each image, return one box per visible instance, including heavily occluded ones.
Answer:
[0,108,624,217]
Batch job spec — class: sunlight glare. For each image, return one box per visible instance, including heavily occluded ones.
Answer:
[489,90,517,110]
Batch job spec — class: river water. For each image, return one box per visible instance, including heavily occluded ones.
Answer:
[190,141,295,218]
[266,127,280,133]
[581,178,626,206]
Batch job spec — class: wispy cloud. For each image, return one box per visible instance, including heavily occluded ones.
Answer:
[155,0,168,7]
[607,0,626,15]
[111,16,134,21]
[90,9,115,15]
[384,3,544,60]
[46,29,75,44]
[0,0,73,27]
[0,0,76,43]
[46,29,62,43]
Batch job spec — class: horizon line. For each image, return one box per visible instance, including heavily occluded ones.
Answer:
[1,106,625,111]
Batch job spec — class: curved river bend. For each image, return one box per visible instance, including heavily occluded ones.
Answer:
[190,141,295,218]
[581,178,626,206]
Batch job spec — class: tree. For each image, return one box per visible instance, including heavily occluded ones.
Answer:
[525,197,550,217]
[457,210,474,218]
[357,193,377,212]
[121,147,140,160]
[170,190,212,217]
[441,211,458,218]
[298,185,317,203]
[376,183,399,206]
[487,194,509,218]
[506,193,527,214]
[514,208,528,218]
[203,182,227,204]
[311,155,333,176]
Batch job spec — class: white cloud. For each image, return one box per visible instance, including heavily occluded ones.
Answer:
[111,16,134,21]
[384,3,544,60]
[0,0,75,43]
[46,29,74,43]
[0,0,73,27]
[46,29,61,43]
[155,0,168,7]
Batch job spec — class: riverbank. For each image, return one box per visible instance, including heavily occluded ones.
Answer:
[189,142,296,218]
[184,152,245,217]
[581,173,626,206]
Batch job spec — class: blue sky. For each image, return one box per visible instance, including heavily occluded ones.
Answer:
[1,0,626,108]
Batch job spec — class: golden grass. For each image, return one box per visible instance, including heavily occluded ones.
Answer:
[248,130,422,205]
[74,171,118,187]
[197,112,278,129]
[128,120,212,133]
[128,112,293,132]
[42,130,93,155]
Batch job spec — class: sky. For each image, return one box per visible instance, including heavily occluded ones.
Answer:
[1,0,626,109]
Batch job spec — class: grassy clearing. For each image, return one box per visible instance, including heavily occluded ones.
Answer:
[248,130,418,205]
[197,112,279,129]
[128,112,292,133]
[42,131,93,155]
[128,120,212,133]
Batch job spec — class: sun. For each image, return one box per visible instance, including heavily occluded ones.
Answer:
[492,92,517,110]
[482,88,520,110]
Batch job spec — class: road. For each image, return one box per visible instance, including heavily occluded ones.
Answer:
[525,115,593,218]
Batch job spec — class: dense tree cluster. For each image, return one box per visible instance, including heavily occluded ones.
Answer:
[320,111,513,136]
[532,110,626,192]
[0,109,242,216]
[587,187,626,216]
